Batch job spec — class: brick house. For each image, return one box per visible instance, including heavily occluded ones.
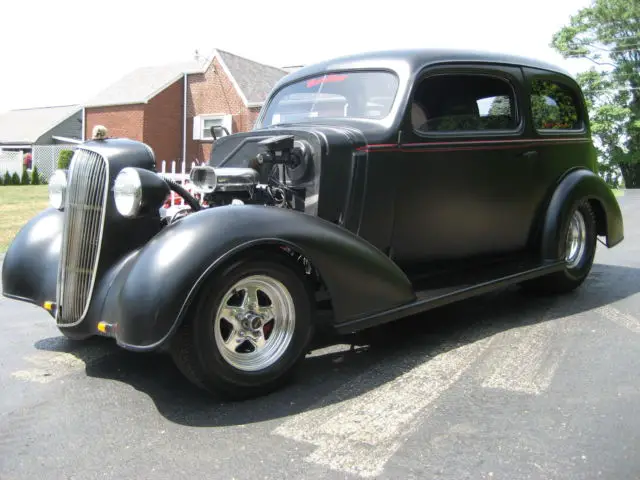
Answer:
[83,49,289,170]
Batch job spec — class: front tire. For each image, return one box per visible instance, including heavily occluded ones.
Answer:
[522,200,597,294]
[170,253,315,399]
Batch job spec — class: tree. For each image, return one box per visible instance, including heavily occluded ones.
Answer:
[551,0,640,187]
[489,96,511,116]
[11,172,20,185]
[31,166,41,185]
[3,171,11,185]
[21,167,30,185]
[57,149,74,169]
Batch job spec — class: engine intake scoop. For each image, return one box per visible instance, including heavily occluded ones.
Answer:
[189,166,259,193]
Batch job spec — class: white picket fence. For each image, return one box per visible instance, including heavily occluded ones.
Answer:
[159,159,205,207]
[0,150,23,177]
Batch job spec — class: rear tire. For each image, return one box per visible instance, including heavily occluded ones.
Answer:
[170,253,315,399]
[522,200,597,295]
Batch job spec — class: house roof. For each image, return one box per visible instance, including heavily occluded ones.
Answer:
[0,104,82,144]
[215,49,289,106]
[83,49,289,109]
[84,60,204,108]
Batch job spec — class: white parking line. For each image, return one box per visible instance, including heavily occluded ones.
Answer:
[273,337,492,478]
[10,344,112,384]
[596,305,640,334]
[479,319,567,395]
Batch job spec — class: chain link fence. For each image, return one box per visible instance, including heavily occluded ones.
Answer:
[32,145,77,182]
[0,151,23,176]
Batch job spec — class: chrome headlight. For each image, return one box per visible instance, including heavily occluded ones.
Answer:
[113,168,142,217]
[113,167,170,218]
[48,170,67,210]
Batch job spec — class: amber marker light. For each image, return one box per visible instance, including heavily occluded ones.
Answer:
[43,301,55,311]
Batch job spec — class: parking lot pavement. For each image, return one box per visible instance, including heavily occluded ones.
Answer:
[1,192,640,479]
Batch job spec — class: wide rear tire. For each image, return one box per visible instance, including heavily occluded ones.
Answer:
[170,253,315,399]
[522,200,597,294]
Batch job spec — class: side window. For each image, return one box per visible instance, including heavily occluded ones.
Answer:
[530,79,581,130]
[412,74,518,133]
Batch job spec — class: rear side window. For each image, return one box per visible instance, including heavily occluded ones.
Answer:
[412,74,519,133]
[530,79,581,131]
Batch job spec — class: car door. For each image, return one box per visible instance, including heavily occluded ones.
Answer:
[390,63,540,273]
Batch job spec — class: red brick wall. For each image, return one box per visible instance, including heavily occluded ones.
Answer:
[144,78,183,169]
[247,106,261,129]
[85,105,145,142]
[186,57,252,165]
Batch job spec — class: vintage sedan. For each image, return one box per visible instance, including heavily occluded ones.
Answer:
[2,49,624,399]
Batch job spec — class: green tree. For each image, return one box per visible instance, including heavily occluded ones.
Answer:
[11,172,20,185]
[3,171,11,185]
[488,96,511,116]
[21,167,30,185]
[57,149,74,169]
[551,0,640,187]
[31,165,41,185]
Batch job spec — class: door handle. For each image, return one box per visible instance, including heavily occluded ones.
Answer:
[520,150,539,159]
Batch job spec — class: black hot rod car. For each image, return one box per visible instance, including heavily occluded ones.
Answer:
[2,49,624,398]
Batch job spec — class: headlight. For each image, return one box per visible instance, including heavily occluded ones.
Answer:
[48,170,67,210]
[113,167,170,218]
[114,168,142,217]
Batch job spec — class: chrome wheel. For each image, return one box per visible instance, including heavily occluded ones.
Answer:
[565,209,587,268]
[213,275,296,372]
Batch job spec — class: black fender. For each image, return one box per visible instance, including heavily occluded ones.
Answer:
[540,168,624,261]
[1,208,62,312]
[103,205,415,350]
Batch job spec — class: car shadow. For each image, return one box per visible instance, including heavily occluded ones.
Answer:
[33,262,640,428]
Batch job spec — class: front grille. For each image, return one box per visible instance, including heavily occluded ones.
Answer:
[56,149,109,326]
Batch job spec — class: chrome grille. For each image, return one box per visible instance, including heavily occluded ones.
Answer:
[56,149,109,326]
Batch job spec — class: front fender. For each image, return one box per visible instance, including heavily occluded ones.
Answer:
[1,208,62,312]
[105,205,415,351]
[541,168,624,261]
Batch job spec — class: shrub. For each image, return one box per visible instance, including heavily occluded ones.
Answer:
[3,171,11,185]
[57,149,74,169]
[31,166,41,185]
[11,172,20,185]
[0,174,3,186]
[21,167,30,185]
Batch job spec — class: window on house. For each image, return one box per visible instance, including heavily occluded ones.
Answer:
[412,74,518,133]
[193,114,233,140]
[530,79,581,130]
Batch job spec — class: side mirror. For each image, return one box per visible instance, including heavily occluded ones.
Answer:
[210,125,230,141]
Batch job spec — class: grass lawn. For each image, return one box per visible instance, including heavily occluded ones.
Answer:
[612,188,624,197]
[0,186,49,253]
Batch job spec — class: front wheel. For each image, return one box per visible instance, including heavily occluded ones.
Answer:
[170,254,315,399]
[522,200,597,294]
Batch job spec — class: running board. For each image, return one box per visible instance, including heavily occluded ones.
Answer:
[335,260,565,334]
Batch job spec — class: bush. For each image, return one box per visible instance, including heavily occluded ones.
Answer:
[21,168,30,185]
[31,166,41,185]
[4,171,13,185]
[11,172,20,185]
[57,149,74,169]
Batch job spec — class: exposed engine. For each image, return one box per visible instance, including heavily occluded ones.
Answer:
[160,134,315,226]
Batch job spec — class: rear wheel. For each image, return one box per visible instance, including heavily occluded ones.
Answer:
[170,254,315,399]
[522,200,597,294]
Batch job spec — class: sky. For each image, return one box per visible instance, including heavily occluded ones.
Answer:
[0,0,596,115]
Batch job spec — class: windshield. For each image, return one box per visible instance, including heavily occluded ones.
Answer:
[260,71,399,127]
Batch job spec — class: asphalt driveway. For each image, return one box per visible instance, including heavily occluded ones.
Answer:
[1,192,640,479]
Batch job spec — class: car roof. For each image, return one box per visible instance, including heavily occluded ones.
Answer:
[273,48,574,90]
